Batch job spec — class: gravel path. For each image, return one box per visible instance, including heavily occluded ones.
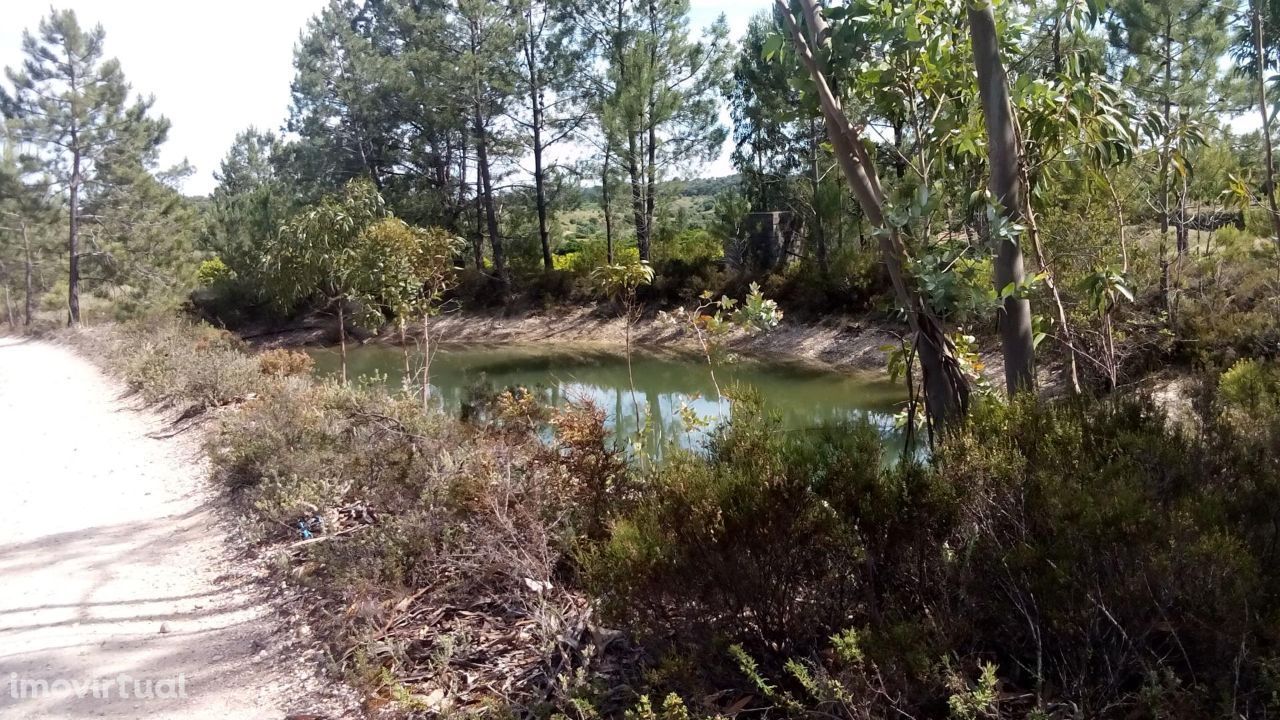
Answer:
[0,336,354,719]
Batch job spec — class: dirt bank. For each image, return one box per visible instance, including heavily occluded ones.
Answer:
[253,307,900,372]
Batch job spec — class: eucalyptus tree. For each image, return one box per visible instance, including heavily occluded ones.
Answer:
[771,0,972,433]
[269,179,388,384]
[358,219,462,405]
[1,9,165,325]
[968,1,1035,394]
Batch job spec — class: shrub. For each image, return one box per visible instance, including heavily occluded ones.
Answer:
[652,228,724,264]
[585,392,955,660]
[257,348,314,377]
[1178,236,1280,366]
[83,318,632,714]
[196,256,233,286]
[81,318,261,408]
[590,388,1280,718]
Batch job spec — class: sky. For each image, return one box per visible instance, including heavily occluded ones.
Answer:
[0,0,772,196]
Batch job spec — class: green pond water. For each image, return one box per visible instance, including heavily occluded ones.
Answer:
[308,344,908,455]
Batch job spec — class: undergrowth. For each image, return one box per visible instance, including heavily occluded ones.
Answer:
[71,317,1280,719]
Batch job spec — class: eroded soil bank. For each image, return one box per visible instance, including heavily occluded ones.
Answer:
[249,306,900,373]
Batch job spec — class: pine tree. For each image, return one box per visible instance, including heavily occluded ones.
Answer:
[1230,0,1280,245]
[514,0,588,270]
[575,0,730,261]
[1108,0,1235,257]
[0,128,53,326]
[451,0,519,287]
[205,128,293,289]
[1,9,159,325]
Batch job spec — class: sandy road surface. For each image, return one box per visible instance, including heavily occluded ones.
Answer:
[0,336,353,719]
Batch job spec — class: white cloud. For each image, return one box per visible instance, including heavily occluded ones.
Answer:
[1,0,768,195]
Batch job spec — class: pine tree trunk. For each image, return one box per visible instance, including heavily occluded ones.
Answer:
[474,107,506,287]
[1252,0,1280,248]
[646,123,657,260]
[22,223,34,326]
[524,6,554,272]
[67,150,81,327]
[603,141,615,264]
[1160,19,1174,314]
[644,0,659,260]
[969,2,1036,396]
[627,132,648,261]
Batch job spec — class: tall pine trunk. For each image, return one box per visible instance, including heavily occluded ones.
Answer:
[523,6,554,271]
[627,132,649,260]
[22,223,34,326]
[968,1,1035,395]
[67,149,81,326]
[473,107,506,286]
[644,1,659,262]
[602,140,615,263]
[1252,0,1280,247]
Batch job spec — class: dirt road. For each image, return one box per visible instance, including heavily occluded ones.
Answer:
[0,336,352,719]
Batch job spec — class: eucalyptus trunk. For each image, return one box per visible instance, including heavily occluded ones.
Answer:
[968,1,1036,396]
[336,300,348,385]
[776,0,971,435]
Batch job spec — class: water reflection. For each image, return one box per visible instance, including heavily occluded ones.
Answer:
[308,344,908,456]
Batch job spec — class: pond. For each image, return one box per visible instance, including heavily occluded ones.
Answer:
[308,344,908,457]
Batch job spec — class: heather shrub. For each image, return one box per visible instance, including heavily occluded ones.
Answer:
[257,347,314,377]
[585,393,956,661]
[1178,236,1280,366]
[590,389,1280,718]
[82,318,261,408]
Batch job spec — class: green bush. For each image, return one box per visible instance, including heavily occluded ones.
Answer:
[652,228,724,264]
[586,392,955,658]
[1178,234,1280,366]
[196,256,234,286]
[590,385,1280,717]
